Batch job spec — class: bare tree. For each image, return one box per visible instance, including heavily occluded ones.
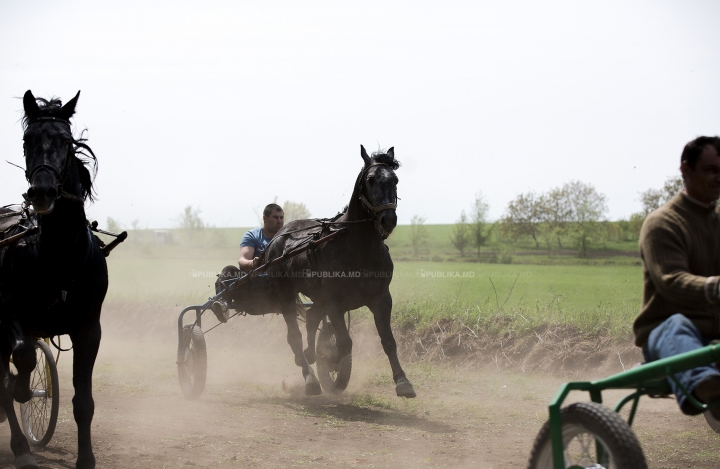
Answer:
[282,200,312,223]
[410,215,429,258]
[106,217,123,233]
[450,211,471,257]
[177,205,205,231]
[501,191,543,247]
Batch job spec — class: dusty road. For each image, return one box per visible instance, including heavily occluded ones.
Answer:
[0,313,718,469]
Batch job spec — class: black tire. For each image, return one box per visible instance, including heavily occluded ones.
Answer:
[527,401,647,469]
[20,339,59,448]
[704,410,720,433]
[316,319,352,394]
[177,325,207,400]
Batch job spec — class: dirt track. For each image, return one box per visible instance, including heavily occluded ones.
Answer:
[0,313,718,469]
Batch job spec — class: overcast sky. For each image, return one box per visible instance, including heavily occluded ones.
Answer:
[1,1,719,228]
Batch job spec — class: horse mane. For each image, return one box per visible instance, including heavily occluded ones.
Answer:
[370,150,401,170]
[22,96,98,202]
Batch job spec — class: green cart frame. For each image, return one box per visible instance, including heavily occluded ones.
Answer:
[527,343,720,469]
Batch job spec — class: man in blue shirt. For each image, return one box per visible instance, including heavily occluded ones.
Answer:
[238,203,284,271]
[212,203,284,322]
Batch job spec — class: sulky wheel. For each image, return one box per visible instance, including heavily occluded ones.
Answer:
[20,339,60,448]
[527,401,647,469]
[703,410,720,433]
[177,324,207,400]
[316,318,352,394]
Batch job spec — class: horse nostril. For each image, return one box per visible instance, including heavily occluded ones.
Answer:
[27,188,35,198]
[46,187,57,199]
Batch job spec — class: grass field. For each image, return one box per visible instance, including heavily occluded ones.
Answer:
[103,225,643,339]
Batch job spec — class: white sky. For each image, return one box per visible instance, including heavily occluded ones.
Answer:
[1,1,719,228]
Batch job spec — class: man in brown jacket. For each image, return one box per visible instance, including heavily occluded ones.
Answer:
[635,136,720,417]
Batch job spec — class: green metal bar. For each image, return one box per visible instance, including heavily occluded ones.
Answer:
[592,344,720,389]
[549,383,572,469]
[627,393,640,426]
[613,391,643,426]
[546,344,720,469]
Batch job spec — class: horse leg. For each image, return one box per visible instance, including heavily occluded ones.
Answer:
[303,305,325,365]
[0,358,38,469]
[282,308,321,395]
[368,293,416,398]
[6,321,36,404]
[70,322,101,469]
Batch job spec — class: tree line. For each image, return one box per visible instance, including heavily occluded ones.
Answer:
[446,176,684,258]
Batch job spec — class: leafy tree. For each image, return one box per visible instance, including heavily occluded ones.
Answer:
[450,211,471,257]
[639,175,683,216]
[563,181,608,257]
[502,191,543,247]
[469,192,491,259]
[538,188,571,249]
[282,200,311,222]
[410,215,430,258]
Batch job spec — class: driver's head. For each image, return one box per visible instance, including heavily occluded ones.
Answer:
[680,136,720,203]
[262,203,284,235]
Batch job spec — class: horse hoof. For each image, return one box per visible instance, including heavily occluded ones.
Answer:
[76,453,96,469]
[395,377,416,398]
[15,453,38,469]
[304,367,322,396]
[305,381,322,396]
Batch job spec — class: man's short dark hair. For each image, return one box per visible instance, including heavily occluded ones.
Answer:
[263,203,283,217]
[681,136,720,169]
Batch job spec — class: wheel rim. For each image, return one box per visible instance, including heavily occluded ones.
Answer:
[561,424,614,469]
[21,346,52,442]
[183,342,196,385]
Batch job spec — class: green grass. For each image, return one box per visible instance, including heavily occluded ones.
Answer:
[102,225,643,339]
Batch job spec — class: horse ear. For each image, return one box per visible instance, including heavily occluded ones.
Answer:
[387,147,394,159]
[60,91,81,120]
[360,145,371,166]
[23,90,40,119]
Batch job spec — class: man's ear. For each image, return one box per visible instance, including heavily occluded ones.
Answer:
[680,160,691,179]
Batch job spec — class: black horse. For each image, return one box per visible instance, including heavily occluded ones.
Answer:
[266,146,416,398]
[0,91,107,469]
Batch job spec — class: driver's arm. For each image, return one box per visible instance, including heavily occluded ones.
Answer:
[238,246,260,272]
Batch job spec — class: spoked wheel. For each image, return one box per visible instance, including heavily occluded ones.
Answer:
[527,402,647,469]
[316,316,352,394]
[177,325,207,400]
[20,339,60,448]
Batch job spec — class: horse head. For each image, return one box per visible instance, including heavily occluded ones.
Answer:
[22,90,90,214]
[359,145,400,238]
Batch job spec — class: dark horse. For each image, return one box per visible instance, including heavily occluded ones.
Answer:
[266,146,416,398]
[0,91,107,469]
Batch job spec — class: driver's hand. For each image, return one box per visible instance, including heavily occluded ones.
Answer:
[252,257,261,269]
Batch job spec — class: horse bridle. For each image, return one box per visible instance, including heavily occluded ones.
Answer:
[358,162,399,238]
[23,117,84,204]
